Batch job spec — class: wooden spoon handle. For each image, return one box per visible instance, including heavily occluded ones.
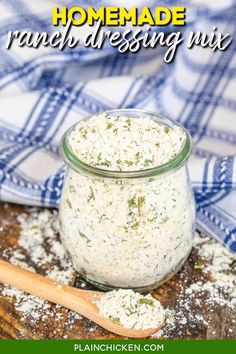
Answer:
[0,259,98,318]
[0,259,161,338]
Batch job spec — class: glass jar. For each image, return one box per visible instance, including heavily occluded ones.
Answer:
[59,109,196,292]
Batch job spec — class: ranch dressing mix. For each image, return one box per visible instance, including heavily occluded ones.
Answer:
[59,110,195,291]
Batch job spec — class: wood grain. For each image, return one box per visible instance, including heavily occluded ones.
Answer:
[0,202,235,339]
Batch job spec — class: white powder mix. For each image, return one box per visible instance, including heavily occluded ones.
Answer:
[69,113,186,171]
[2,285,51,323]
[1,209,76,326]
[0,208,235,338]
[160,232,236,338]
[17,209,74,283]
[60,112,195,289]
[96,289,165,330]
[185,233,236,306]
[197,235,235,293]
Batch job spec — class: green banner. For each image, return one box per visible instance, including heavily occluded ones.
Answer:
[0,340,235,354]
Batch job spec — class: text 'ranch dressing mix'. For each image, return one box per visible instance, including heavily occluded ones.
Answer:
[59,110,196,291]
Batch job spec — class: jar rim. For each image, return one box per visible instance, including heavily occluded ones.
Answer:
[60,109,193,179]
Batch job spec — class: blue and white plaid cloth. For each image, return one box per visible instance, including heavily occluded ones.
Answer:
[0,0,236,254]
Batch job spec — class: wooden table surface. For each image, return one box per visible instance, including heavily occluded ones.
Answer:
[0,203,235,339]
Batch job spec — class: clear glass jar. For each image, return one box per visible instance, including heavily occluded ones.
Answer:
[59,109,196,292]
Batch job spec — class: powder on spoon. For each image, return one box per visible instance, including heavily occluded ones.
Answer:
[96,289,165,330]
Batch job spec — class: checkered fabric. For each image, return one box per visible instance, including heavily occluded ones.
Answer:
[0,0,236,253]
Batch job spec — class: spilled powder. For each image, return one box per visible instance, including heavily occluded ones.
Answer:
[188,233,235,305]
[1,208,78,328]
[156,233,236,338]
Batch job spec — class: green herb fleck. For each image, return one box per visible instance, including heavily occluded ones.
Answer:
[124,119,131,131]
[79,127,87,139]
[100,160,111,167]
[139,298,154,306]
[66,199,72,208]
[194,263,205,270]
[109,316,120,325]
[161,216,169,224]
[219,270,231,275]
[131,222,139,229]
[144,159,153,166]
[164,126,170,134]
[106,122,113,129]
[128,197,136,208]
[125,160,134,166]
[79,231,91,243]
[69,185,75,193]
[128,196,145,209]
[87,187,95,202]
[97,152,102,161]
[137,196,145,208]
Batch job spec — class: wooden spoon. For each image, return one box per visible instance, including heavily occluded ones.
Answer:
[0,259,162,338]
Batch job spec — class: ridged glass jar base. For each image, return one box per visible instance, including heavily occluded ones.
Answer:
[79,247,192,293]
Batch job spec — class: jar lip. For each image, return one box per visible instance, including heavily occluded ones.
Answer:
[60,109,193,179]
